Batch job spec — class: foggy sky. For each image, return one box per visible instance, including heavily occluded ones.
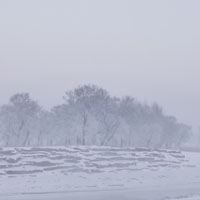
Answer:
[0,0,200,130]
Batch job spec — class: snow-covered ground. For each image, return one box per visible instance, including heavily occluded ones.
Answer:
[0,146,200,200]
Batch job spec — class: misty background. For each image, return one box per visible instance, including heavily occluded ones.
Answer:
[0,0,200,137]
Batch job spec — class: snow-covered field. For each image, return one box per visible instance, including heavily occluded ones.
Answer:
[0,146,200,200]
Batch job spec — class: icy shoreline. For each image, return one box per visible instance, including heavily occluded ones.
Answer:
[0,146,200,200]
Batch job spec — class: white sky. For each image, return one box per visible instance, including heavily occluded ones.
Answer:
[0,0,200,130]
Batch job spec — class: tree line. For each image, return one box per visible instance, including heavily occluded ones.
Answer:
[0,85,191,148]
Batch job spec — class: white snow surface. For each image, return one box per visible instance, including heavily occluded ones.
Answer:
[0,146,200,200]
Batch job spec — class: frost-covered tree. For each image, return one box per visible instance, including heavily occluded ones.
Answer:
[0,85,192,149]
[0,93,41,146]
